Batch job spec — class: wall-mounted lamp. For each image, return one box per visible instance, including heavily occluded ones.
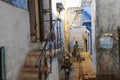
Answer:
[56,3,65,13]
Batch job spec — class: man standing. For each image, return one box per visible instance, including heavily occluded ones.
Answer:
[74,41,79,49]
[72,41,79,60]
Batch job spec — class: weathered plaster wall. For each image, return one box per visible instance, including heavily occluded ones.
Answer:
[0,1,30,80]
[96,0,120,79]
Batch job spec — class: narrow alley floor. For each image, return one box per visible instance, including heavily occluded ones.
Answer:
[59,62,80,80]
[59,52,96,80]
[80,52,96,80]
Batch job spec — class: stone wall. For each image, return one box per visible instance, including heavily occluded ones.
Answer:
[96,0,120,79]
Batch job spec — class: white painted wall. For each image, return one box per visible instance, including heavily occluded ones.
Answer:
[0,1,30,80]
[65,0,82,8]
[0,0,65,80]
[66,7,88,52]
[69,26,88,51]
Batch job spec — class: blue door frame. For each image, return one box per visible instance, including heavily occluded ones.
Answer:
[0,47,6,80]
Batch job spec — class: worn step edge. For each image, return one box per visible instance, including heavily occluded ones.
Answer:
[21,67,39,72]
[28,51,41,56]
[28,50,50,56]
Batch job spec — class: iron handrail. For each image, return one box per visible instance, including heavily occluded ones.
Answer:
[35,20,58,67]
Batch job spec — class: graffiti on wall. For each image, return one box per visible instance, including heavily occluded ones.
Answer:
[5,0,28,10]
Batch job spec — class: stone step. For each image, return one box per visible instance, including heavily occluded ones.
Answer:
[60,76,80,80]
[83,78,97,80]
[88,78,97,80]
[60,75,79,77]
[60,70,80,75]
[25,50,51,67]
[20,67,39,80]
[59,63,81,80]
[26,51,41,67]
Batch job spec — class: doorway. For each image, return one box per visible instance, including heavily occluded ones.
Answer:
[118,28,120,74]
[0,47,6,80]
[0,47,2,80]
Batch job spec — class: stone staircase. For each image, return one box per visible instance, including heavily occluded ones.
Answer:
[69,62,80,80]
[80,52,116,80]
[20,51,40,80]
[19,50,116,80]
[59,52,97,80]
[19,48,64,80]
[59,62,80,80]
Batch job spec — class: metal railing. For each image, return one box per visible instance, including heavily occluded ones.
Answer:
[35,19,60,80]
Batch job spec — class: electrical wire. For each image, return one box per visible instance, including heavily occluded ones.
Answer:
[68,0,83,26]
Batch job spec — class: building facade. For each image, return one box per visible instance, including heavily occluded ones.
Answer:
[0,0,65,80]
[96,0,120,79]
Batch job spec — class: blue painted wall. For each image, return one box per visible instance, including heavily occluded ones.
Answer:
[5,0,28,10]
[82,6,92,54]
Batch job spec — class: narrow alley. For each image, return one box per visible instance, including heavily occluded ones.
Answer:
[60,62,80,80]
[59,52,96,80]
[0,0,120,80]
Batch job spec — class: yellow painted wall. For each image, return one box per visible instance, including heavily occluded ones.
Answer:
[64,11,70,53]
